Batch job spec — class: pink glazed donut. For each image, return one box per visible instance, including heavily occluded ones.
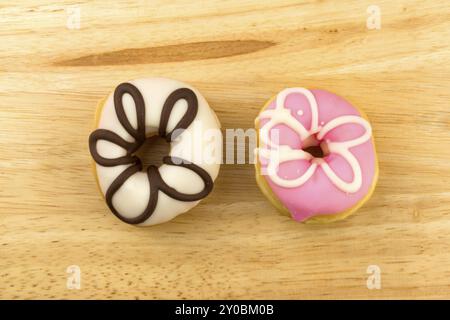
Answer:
[255,88,378,223]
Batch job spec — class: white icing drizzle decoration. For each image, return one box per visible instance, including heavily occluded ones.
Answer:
[257,88,372,193]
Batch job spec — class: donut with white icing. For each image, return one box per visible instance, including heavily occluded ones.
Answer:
[255,88,378,223]
[89,78,222,226]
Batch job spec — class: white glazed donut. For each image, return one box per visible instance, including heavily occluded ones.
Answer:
[89,78,222,226]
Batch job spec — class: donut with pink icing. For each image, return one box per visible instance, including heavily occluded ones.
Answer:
[255,88,378,223]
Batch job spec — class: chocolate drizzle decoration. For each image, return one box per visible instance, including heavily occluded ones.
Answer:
[89,82,213,224]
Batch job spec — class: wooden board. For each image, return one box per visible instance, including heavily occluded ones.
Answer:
[1,0,450,299]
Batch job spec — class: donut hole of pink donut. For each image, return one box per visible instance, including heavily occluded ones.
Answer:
[301,134,330,158]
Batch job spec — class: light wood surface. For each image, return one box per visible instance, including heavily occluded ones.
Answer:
[1,0,450,300]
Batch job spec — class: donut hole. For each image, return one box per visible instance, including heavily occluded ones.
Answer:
[303,145,324,158]
[302,135,329,159]
[136,135,170,167]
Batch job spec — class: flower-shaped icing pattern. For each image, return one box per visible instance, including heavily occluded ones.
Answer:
[257,88,377,221]
[89,82,213,225]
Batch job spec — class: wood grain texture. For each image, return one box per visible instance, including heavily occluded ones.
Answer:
[1,0,450,299]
